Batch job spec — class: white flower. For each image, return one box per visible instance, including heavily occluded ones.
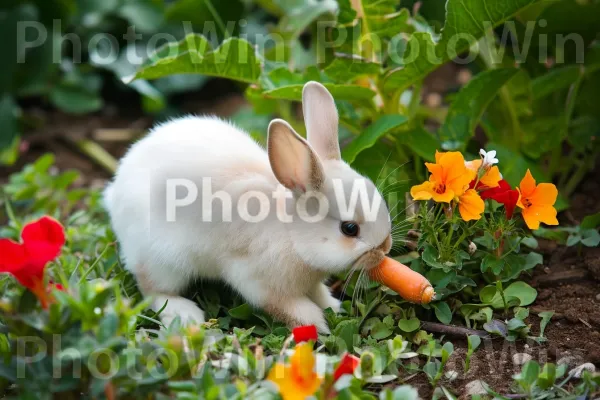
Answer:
[479,149,498,168]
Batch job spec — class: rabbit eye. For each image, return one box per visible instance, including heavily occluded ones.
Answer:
[340,221,359,237]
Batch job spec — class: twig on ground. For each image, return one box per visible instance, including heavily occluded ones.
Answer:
[533,268,589,287]
[93,128,145,142]
[421,321,491,339]
[65,137,118,173]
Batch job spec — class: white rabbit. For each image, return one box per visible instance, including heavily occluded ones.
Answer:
[104,81,392,333]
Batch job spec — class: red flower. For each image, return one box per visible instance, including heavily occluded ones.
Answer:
[333,353,359,381]
[480,180,520,219]
[0,216,65,308]
[292,325,318,343]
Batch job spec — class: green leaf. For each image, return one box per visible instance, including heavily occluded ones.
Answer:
[262,83,376,102]
[515,360,540,388]
[342,115,407,163]
[537,363,556,390]
[228,303,253,320]
[371,321,394,339]
[581,212,600,229]
[383,32,438,93]
[125,35,261,84]
[334,319,360,352]
[581,229,600,247]
[356,1,411,41]
[531,66,581,100]
[503,281,537,307]
[383,0,538,92]
[398,318,420,333]
[467,335,481,353]
[483,319,507,337]
[49,83,103,115]
[0,94,18,149]
[400,125,439,162]
[480,254,504,275]
[324,58,380,83]
[390,385,419,400]
[432,302,452,324]
[117,0,164,33]
[277,0,337,40]
[538,311,554,340]
[336,0,357,24]
[523,252,543,271]
[439,68,519,150]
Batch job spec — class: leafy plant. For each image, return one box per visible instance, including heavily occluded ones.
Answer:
[464,334,481,373]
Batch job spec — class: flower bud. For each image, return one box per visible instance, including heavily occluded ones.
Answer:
[360,351,374,379]
[468,241,477,255]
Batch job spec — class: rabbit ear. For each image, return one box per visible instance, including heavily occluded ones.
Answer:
[302,81,341,161]
[268,119,324,192]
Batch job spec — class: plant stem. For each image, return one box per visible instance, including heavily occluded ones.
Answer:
[563,151,592,197]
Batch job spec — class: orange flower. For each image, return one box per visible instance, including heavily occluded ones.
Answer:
[516,170,559,230]
[410,151,475,203]
[458,189,485,221]
[465,159,501,189]
[268,342,321,400]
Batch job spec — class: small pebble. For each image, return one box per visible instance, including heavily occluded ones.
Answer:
[512,353,532,366]
[557,355,578,367]
[465,380,487,396]
[445,370,459,381]
[569,363,596,379]
[596,293,600,301]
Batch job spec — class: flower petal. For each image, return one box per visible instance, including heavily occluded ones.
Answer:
[522,204,558,230]
[458,189,484,221]
[480,166,502,188]
[290,343,318,384]
[292,325,318,343]
[0,239,27,273]
[431,189,455,203]
[519,170,536,197]
[529,183,558,206]
[410,182,435,201]
[465,159,482,172]
[22,217,65,267]
[333,353,360,381]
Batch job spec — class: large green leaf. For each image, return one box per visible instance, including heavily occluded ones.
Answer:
[323,58,381,83]
[383,0,539,92]
[355,0,410,40]
[342,115,407,163]
[399,125,439,162]
[531,66,580,100]
[49,83,103,115]
[439,68,519,150]
[277,0,337,40]
[262,83,376,102]
[124,34,261,84]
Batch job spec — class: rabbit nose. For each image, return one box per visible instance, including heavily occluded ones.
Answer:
[376,235,392,254]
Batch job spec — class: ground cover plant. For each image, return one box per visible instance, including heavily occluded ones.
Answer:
[1,0,600,398]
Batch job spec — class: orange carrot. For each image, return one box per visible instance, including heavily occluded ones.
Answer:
[368,257,435,304]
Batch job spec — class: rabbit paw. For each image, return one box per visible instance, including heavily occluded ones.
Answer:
[153,295,205,328]
[310,283,341,313]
